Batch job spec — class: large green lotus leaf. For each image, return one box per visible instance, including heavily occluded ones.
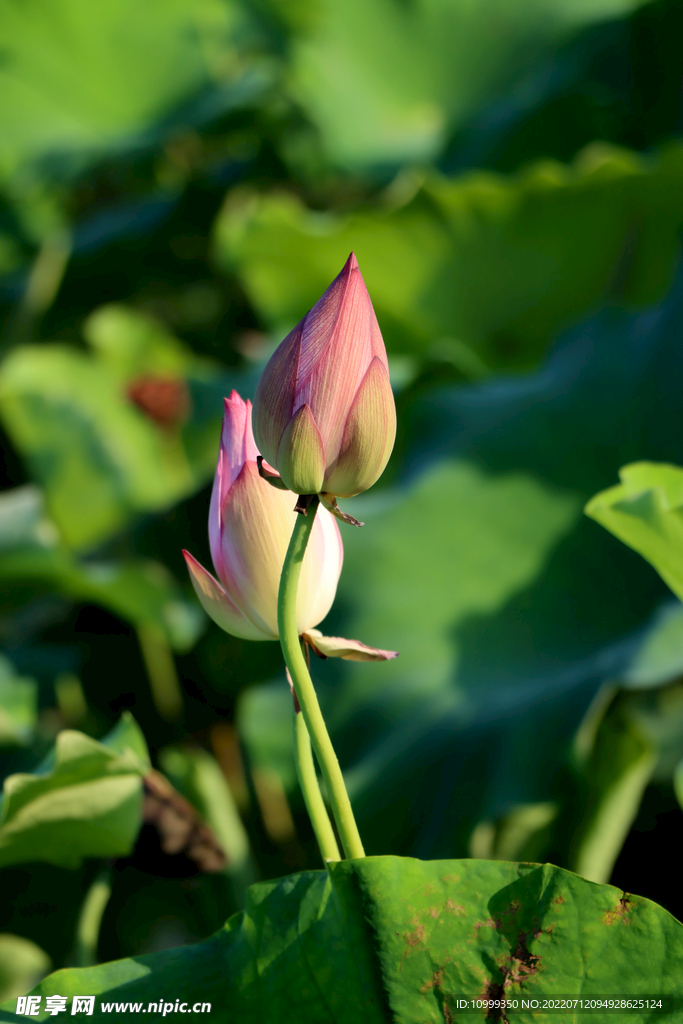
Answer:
[286,0,646,170]
[0,486,203,651]
[585,461,683,604]
[83,305,199,379]
[0,857,680,1021]
[0,0,269,187]
[332,461,580,710]
[0,713,148,869]
[0,311,227,549]
[217,144,683,370]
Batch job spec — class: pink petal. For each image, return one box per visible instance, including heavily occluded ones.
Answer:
[252,323,302,468]
[252,254,390,478]
[209,392,258,579]
[296,254,378,464]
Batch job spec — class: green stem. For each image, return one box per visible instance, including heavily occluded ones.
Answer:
[7,230,71,344]
[294,705,341,863]
[73,867,112,967]
[278,497,365,860]
[137,621,184,722]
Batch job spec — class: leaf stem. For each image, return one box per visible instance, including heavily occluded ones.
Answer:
[73,866,112,967]
[137,621,184,722]
[278,497,365,860]
[294,703,341,863]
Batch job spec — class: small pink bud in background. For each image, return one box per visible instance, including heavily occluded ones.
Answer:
[183,391,343,640]
[252,253,396,499]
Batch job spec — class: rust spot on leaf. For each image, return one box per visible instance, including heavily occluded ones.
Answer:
[405,923,425,948]
[603,893,632,925]
[428,905,440,918]
[553,895,565,905]
[446,899,465,915]
[474,918,501,935]
[420,967,445,993]
[402,882,436,902]
[508,931,542,982]
[480,929,542,1023]
[399,920,426,971]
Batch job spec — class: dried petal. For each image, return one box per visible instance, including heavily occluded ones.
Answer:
[303,628,399,662]
[257,456,288,490]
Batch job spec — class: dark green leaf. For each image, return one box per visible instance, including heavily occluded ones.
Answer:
[286,0,648,170]
[0,0,271,189]
[2,857,681,1020]
[0,486,204,651]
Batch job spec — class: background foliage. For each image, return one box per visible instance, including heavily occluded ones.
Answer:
[1,0,683,998]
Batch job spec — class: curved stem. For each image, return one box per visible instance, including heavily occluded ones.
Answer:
[73,866,112,967]
[137,621,184,722]
[294,704,341,863]
[278,497,365,859]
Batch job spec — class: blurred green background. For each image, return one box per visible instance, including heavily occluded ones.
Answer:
[1,0,683,990]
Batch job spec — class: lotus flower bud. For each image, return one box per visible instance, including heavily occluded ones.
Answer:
[183,391,343,641]
[252,253,396,501]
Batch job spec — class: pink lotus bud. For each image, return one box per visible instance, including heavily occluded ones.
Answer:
[252,253,396,500]
[183,391,343,641]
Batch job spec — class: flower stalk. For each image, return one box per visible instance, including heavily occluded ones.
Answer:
[294,700,341,863]
[278,496,365,860]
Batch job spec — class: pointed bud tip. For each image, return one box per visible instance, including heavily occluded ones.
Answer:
[182,549,200,571]
[346,251,359,271]
[224,390,245,410]
[182,548,200,575]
